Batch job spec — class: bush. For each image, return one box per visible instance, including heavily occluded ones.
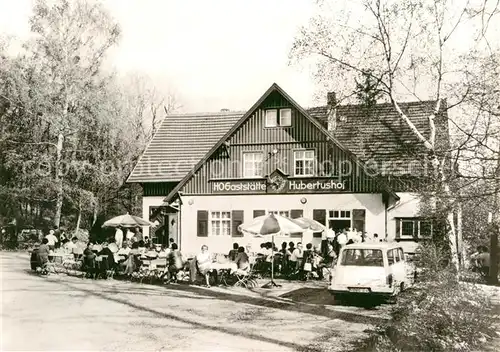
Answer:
[351,243,496,352]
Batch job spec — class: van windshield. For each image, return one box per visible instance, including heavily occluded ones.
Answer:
[340,249,384,267]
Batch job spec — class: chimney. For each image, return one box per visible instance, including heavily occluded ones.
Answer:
[326,92,337,132]
[327,92,336,106]
[220,108,230,112]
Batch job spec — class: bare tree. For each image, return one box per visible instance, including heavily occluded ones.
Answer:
[291,0,500,269]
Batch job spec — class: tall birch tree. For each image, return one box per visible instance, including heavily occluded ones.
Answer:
[291,0,500,269]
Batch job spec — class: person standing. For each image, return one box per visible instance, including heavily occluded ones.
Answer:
[115,227,124,249]
[45,230,58,251]
[125,228,135,242]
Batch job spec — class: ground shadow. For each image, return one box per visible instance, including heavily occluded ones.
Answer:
[40,277,314,351]
[154,283,387,325]
[280,288,389,310]
[23,266,387,325]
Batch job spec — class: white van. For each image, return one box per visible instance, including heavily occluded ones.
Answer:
[328,242,413,298]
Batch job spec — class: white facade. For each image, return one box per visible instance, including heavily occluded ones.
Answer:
[387,192,423,253]
[179,193,385,256]
[143,192,425,255]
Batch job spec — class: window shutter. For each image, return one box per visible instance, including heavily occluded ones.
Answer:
[253,210,266,218]
[197,210,208,237]
[232,210,244,237]
[395,218,400,239]
[352,209,366,233]
[312,209,326,238]
[290,209,304,238]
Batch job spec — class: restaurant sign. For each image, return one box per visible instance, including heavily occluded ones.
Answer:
[210,176,348,194]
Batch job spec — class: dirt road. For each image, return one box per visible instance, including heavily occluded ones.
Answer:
[1,252,390,351]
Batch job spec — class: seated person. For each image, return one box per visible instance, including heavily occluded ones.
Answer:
[53,241,65,254]
[117,242,131,256]
[166,243,184,282]
[122,242,141,274]
[158,245,168,258]
[129,242,140,256]
[258,243,269,256]
[196,245,213,287]
[64,237,78,253]
[30,244,41,270]
[38,238,50,267]
[98,242,116,272]
[235,246,250,273]
[83,242,97,272]
[137,240,146,254]
[145,247,159,259]
[228,243,239,262]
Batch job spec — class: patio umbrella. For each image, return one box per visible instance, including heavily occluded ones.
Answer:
[102,213,154,228]
[239,213,307,288]
[291,217,326,232]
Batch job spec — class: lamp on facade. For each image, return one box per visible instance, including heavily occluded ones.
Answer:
[268,148,279,157]
[300,197,307,204]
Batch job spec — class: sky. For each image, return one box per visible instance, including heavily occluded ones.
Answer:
[0,0,321,113]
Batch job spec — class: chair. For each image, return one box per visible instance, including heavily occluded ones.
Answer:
[233,262,258,288]
[137,259,153,283]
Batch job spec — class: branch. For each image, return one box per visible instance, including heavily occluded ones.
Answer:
[442,0,470,43]
[389,93,433,151]
[448,117,498,154]
[315,50,392,92]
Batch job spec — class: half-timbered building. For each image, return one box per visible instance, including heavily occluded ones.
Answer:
[127,83,448,255]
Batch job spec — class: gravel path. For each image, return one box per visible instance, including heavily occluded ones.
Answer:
[1,252,391,351]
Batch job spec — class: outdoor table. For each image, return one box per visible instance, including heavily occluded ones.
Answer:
[211,262,238,286]
[211,262,238,272]
[48,253,73,264]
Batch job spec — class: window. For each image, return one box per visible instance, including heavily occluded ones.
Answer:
[327,209,351,232]
[279,108,292,126]
[387,250,395,265]
[294,150,315,176]
[243,152,263,178]
[265,109,278,127]
[268,210,290,217]
[265,108,292,127]
[399,248,405,261]
[396,218,433,239]
[341,249,383,267]
[210,211,231,236]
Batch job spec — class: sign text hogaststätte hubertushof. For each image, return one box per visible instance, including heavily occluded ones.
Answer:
[210,178,347,194]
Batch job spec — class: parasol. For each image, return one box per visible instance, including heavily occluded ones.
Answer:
[291,217,326,232]
[239,213,306,288]
[102,213,154,228]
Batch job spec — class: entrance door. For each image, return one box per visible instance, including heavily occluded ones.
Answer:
[166,213,178,245]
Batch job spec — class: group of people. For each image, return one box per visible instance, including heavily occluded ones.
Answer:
[253,241,327,280]
[194,244,250,287]
[80,237,184,281]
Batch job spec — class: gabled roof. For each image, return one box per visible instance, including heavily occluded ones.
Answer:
[162,83,400,203]
[127,111,243,183]
[308,101,449,176]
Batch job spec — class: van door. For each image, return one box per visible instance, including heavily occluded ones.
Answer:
[391,248,407,287]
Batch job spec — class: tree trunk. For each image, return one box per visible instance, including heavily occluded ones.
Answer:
[436,155,459,272]
[75,195,82,235]
[92,198,98,226]
[456,201,464,269]
[489,151,500,284]
[53,133,64,228]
